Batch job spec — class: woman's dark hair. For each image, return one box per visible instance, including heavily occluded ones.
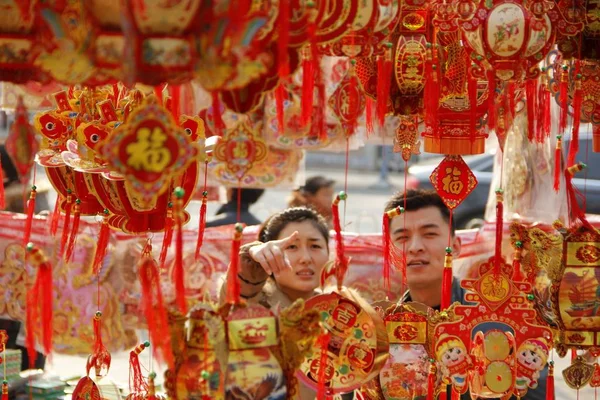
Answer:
[258,207,329,244]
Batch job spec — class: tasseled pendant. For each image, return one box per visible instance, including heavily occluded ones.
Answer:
[565,163,594,230]
[424,43,440,136]
[195,190,208,261]
[554,135,563,192]
[211,92,225,136]
[59,191,73,257]
[129,342,150,396]
[487,69,496,132]
[559,64,569,135]
[331,192,349,289]
[25,281,38,369]
[147,372,160,400]
[376,44,393,128]
[382,206,404,291]
[427,361,436,400]
[316,331,331,400]
[64,199,81,263]
[546,361,554,400]
[49,197,61,237]
[512,240,524,281]
[526,78,537,141]
[441,247,453,310]
[226,223,244,304]
[88,311,111,377]
[22,185,37,247]
[159,203,174,271]
[538,72,551,143]
[568,75,583,167]
[92,210,111,275]
[301,4,318,126]
[365,97,374,137]
[26,244,54,356]
[138,244,173,368]
[494,189,504,275]
[1,381,7,400]
[173,187,187,314]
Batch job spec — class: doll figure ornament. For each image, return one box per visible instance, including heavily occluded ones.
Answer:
[515,339,549,392]
[435,334,471,393]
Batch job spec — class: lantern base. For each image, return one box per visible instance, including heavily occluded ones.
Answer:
[423,135,485,155]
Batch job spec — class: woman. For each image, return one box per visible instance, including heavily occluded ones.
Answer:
[221,207,330,309]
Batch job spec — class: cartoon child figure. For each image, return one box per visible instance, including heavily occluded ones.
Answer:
[435,334,471,393]
[515,338,549,391]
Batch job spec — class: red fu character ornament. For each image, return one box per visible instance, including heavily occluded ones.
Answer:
[99,96,200,211]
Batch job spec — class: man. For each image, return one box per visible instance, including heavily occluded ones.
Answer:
[384,189,547,400]
[288,176,335,227]
[206,187,264,227]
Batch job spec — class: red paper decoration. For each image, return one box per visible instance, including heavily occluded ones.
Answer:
[430,155,478,210]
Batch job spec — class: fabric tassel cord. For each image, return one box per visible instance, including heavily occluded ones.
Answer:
[92,211,110,276]
[173,187,187,314]
[59,192,72,257]
[559,65,569,135]
[546,361,554,400]
[64,199,81,263]
[226,223,244,304]
[331,192,349,289]
[26,244,54,357]
[365,97,374,136]
[526,78,537,141]
[129,342,150,395]
[88,311,111,377]
[138,244,173,368]
[441,247,453,310]
[376,43,393,128]
[49,197,61,237]
[301,4,318,126]
[538,71,551,142]
[554,136,563,192]
[568,76,583,166]
[494,189,504,275]
[565,163,594,230]
[195,191,208,261]
[424,44,440,135]
[22,185,38,247]
[159,203,174,270]
[382,206,404,291]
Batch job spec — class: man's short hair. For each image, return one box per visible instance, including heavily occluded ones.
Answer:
[384,189,455,235]
[231,188,265,205]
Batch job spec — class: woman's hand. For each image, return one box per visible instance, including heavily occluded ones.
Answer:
[249,231,298,275]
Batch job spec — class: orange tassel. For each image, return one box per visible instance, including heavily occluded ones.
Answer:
[26,245,53,356]
[316,331,331,400]
[159,203,174,271]
[226,223,244,304]
[49,197,61,237]
[382,206,404,291]
[138,245,173,368]
[376,45,393,128]
[546,362,554,400]
[526,78,537,141]
[195,191,208,261]
[568,74,583,167]
[487,69,496,131]
[59,192,72,257]
[554,136,563,192]
[129,342,149,395]
[441,248,453,309]
[92,211,110,275]
[65,199,81,263]
[427,361,436,400]
[173,187,187,314]
[22,185,37,247]
[331,192,349,289]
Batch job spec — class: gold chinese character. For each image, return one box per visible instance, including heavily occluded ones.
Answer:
[126,126,172,173]
[232,140,249,159]
[335,308,354,325]
[352,347,367,361]
[442,166,464,195]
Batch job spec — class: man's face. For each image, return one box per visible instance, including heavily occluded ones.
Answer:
[307,186,335,216]
[389,206,461,289]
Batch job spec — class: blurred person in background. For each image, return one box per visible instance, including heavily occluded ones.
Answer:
[206,187,265,227]
[288,176,335,228]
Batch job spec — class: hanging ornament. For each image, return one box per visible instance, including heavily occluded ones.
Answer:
[5,96,39,183]
[328,61,366,138]
[393,116,421,162]
[430,156,478,210]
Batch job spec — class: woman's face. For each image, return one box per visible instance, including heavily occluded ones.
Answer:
[273,220,330,299]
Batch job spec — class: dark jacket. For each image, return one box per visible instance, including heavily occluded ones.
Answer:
[205,202,261,228]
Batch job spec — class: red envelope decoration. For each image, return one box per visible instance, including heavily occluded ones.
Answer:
[5,96,39,182]
[212,119,268,181]
[430,155,478,210]
[328,65,366,138]
[99,96,199,210]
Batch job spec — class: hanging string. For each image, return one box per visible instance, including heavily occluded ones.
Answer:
[236,184,242,223]
[343,138,349,228]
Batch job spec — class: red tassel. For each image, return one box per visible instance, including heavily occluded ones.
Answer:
[211,92,225,136]
[58,193,72,257]
[173,188,187,314]
[129,342,149,395]
[427,362,436,400]
[441,250,453,310]
[365,97,374,137]
[424,43,440,135]
[195,192,208,261]
[301,6,318,126]
[507,82,516,121]
[538,73,551,142]
[26,245,53,356]
[92,213,110,275]
[2,382,8,400]
[138,245,174,368]
[382,206,404,291]
[376,46,393,128]
[159,205,174,271]
[168,85,181,122]
[25,279,38,369]
[316,331,331,400]
[88,312,111,377]
[568,76,583,167]
[468,75,478,142]
[278,0,290,79]
[546,362,555,400]
[494,189,503,275]
[487,69,496,131]
[554,136,563,192]
[559,65,569,135]
[512,242,524,281]
[49,197,60,237]
[22,186,37,247]
[439,389,448,400]
[526,78,537,141]
[226,223,244,304]
[565,163,594,230]
[275,83,286,134]
[331,193,349,289]
[65,200,81,263]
